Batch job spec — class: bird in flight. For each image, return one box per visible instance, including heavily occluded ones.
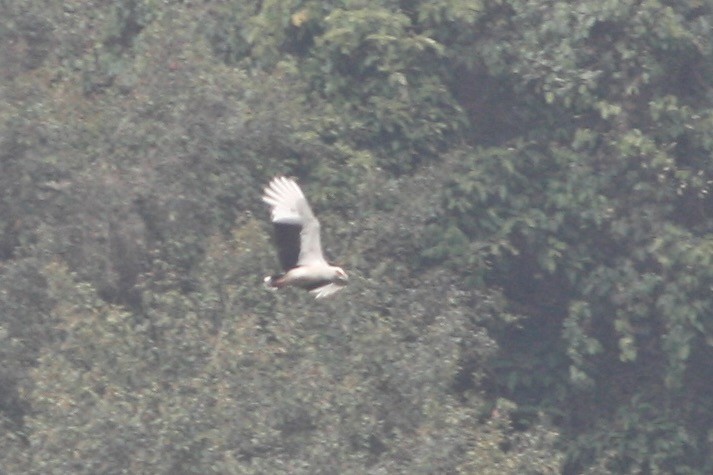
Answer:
[262,176,348,298]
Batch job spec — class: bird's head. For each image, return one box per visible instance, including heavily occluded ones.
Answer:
[333,266,349,285]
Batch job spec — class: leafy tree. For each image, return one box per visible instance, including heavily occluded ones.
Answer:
[421,0,713,472]
[2,0,713,473]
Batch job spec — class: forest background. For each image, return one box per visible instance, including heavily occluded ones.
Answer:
[1,0,712,473]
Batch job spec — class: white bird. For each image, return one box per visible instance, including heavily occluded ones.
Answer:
[262,176,348,298]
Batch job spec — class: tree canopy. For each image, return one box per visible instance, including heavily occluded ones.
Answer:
[1,0,712,473]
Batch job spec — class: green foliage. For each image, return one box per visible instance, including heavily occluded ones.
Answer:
[458,399,564,474]
[571,395,702,475]
[304,5,465,172]
[205,0,466,173]
[2,0,713,473]
[17,251,503,473]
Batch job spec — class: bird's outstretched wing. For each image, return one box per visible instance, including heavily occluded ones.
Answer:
[309,283,344,299]
[262,177,327,269]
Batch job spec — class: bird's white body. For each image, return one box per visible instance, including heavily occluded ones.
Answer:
[262,177,348,299]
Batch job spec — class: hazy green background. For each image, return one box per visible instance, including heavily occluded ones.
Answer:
[1,0,712,473]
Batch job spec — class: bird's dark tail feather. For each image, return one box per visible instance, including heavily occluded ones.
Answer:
[263,274,282,290]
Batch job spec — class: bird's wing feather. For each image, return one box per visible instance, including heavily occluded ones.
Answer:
[271,223,301,270]
[309,283,345,299]
[262,177,327,267]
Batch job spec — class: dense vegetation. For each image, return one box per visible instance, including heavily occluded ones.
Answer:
[1,0,712,473]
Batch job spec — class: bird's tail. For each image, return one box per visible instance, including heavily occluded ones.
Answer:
[263,274,282,290]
